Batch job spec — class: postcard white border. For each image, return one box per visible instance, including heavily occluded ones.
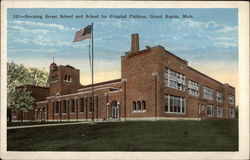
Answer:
[1,1,249,160]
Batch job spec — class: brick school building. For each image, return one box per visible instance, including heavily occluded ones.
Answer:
[12,33,236,122]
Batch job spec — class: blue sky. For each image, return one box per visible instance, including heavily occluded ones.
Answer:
[7,8,238,90]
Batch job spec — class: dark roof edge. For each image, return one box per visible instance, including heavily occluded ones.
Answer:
[79,78,122,89]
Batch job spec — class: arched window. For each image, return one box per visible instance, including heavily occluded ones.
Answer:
[132,101,136,111]
[64,75,67,80]
[68,75,71,81]
[142,100,146,110]
[137,101,141,110]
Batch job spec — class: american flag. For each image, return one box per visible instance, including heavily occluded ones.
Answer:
[73,25,92,42]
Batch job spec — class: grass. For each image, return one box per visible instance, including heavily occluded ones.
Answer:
[7,119,238,151]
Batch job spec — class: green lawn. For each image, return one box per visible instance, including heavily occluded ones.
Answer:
[7,120,238,151]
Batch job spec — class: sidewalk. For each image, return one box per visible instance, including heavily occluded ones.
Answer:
[7,121,92,130]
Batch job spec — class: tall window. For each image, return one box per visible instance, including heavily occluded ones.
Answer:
[55,101,59,113]
[95,96,98,111]
[132,101,136,111]
[63,100,67,113]
[215,106,223,117]
[207,104,213,116]
[188,80,199,96]
[71,99,75,113]
[79,98,84,112]
[142,100,146,110]
[137,101,141,110]
[203,86,213,100]
[229,95,234,104]
[89,97,94,112]
[216,91,223,103]
[164,68,186,91]
[164,95,186,114]
[229,108,235,118]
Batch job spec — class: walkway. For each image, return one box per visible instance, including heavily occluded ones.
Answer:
[7,121,94,130]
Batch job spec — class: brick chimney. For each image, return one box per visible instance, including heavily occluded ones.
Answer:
[131,33,139,53]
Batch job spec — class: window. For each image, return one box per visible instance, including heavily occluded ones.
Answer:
[198,104,205,114]
[132,101,146,112]
[63,100,67,113]
[71,99,75,113]
[229,95,234,104]
[142,100,146,110]
[164,95,186,114]
[132,101,136,111]
[89,97,94,112]
[203,86,213,100]
[51,75,58,82]
[75,98,78,112]
[64,75,71,82]
[207,104,213,116]
[229,108,235,118]
[164,68,186,91]
[55,101,59,113]
[95,96,98,111]
[188,80,199,96]
[137,101,141,110]
[79,98,84,112]
[216,91,223,103]
[215,106,223,117]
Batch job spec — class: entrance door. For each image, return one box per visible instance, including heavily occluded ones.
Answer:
[111,101,119,119]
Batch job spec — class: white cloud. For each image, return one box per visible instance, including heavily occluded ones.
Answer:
[9,25,49,35]
[9,21,70,30]
[214,42,238,48]
[10,48,58,53]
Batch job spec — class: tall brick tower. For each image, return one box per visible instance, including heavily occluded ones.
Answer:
[49,60,81,96]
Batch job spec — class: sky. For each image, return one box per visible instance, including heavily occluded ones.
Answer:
[7,8,238,103]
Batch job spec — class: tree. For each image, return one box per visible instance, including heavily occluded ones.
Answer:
[7,61,49,89]
[9,88,35,122]
[7,61,49,121]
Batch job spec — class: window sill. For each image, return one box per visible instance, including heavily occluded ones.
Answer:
[132,110,146,113]
[79,112,84,114]
[216,101,223,103]
[64,80,72,83]
[51,81,58,83]
[164,112,186,115]
[70,112,75,114]
[216,116,223,118]
[165,85,186,91]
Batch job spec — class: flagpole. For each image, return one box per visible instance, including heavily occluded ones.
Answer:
[91,22,94,122]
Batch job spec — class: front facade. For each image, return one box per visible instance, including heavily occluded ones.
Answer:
[12,33,236,122]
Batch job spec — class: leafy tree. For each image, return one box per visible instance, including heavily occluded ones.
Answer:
[9,88,35,122]
[7,61,49,89]
[7,61,49,121]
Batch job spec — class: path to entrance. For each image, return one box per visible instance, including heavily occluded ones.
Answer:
[7,121,93,130]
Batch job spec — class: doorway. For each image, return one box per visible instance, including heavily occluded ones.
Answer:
[111,101,119,119]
